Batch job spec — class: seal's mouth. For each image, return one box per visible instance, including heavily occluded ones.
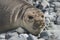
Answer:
[33,22,40,30]
[33,19,45,30]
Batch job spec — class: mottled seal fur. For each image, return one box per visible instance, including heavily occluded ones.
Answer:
[0,0,45,35]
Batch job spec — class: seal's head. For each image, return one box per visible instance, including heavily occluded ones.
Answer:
[22,8,45,36]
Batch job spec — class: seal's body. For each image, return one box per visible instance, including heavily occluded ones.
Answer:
[0,0,45,35]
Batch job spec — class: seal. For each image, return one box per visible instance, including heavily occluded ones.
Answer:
[0,0,45,35]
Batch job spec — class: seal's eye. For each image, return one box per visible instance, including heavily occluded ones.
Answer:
[41,15,44,18]
[28,16,33,19]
